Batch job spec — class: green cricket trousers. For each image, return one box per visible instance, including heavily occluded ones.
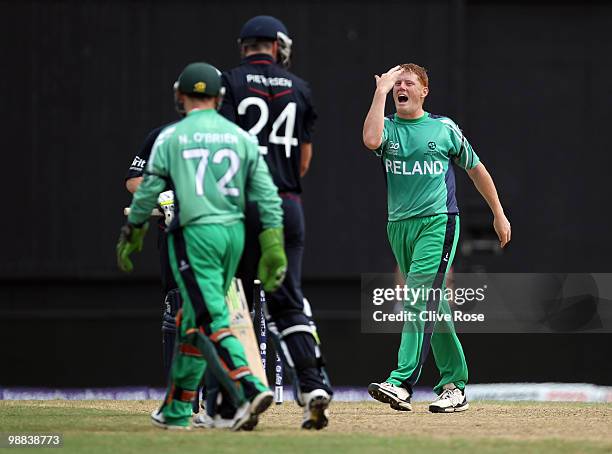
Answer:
[161,222,267,426]
[386,213,468,395]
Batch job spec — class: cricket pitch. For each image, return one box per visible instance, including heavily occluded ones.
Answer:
[1,400,610,453]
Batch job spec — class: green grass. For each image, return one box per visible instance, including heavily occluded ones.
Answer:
[0,401,610,454]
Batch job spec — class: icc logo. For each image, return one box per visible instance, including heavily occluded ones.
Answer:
[428,141,437,150]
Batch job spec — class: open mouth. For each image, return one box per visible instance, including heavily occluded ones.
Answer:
[398,94,409,103]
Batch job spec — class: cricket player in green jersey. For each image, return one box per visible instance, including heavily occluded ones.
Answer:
[363,63,511,413]
[116,62,287,430]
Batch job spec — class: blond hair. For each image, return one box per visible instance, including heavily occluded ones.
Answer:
[400,63,428,87]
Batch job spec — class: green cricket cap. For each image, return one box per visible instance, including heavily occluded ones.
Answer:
[175,62,222,96]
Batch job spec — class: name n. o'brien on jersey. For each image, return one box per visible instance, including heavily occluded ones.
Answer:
[177,132,242,145]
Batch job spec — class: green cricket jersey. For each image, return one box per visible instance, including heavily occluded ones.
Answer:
[128,109,282,229]
[375,112,480,221]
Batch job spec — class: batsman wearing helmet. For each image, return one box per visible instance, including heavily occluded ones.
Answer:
[117,62,287,430]
[363,63,511,413]
[218,15,332,429]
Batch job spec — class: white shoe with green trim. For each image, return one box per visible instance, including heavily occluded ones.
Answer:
[429,385,469,413]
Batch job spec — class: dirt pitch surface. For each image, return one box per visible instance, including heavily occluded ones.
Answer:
[1,400,611,453]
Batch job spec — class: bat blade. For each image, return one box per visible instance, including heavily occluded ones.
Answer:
[226,278,268,387]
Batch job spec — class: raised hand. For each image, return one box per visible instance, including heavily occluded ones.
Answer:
[374,65,403,94]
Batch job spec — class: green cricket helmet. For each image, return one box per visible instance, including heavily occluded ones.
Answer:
[174,62,223,96]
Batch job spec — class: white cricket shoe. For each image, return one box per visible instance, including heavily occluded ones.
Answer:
[192,412,234,429]
[429,385,469,413]
[368,382,412,411]
[150,409,192,430]
[231,390,274,432]
[300,389,331,430]
[192,412,215,429]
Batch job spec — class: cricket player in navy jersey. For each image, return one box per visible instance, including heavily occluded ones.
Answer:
[125,124,182,384]
[218,15,332,429]
[363,64,511,413]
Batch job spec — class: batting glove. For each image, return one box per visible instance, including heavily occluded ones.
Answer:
[258,227,287,292]
[116,222,149,272]
[157,190,175,227]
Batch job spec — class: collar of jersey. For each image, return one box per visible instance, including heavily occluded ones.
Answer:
[393,112,429,124]
[242,53,275,65]
[187,108,215,116]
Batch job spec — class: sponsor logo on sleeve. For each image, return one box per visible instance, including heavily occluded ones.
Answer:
[129,156,146,171]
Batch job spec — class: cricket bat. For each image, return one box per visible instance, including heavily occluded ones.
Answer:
[123,207,163,217]
[226,278,269,387]
[122,208,266,384]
